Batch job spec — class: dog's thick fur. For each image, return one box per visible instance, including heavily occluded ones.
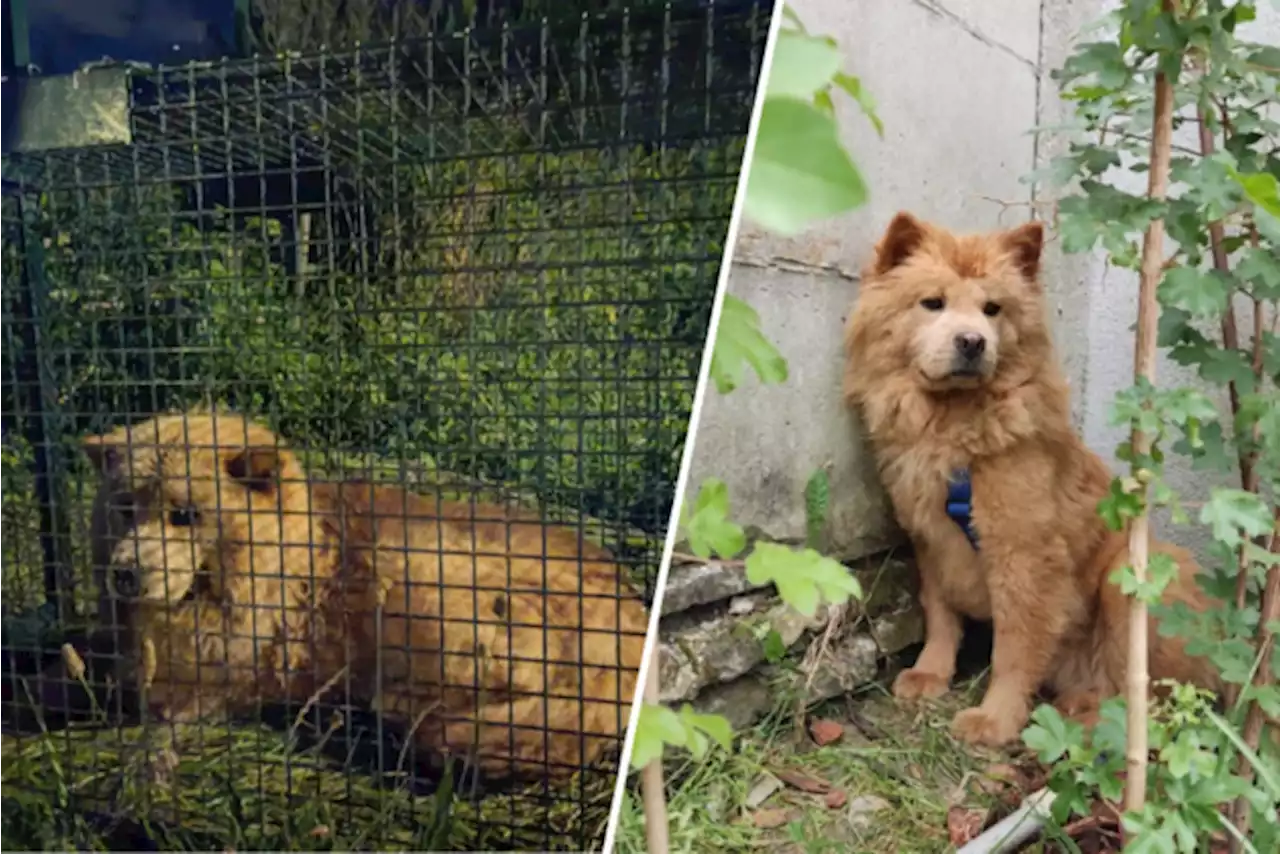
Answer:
[82,409,648,777]
[843,212,1217,747]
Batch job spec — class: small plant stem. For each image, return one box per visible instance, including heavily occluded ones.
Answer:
[1194,108,1246,478]
[1123,6,1177,823]
[1228,511,1280,852]
[1196,108,1264,669]
[641,655,671,854]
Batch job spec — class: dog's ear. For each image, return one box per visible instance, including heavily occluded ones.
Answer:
[82,427,128,475]
[224,447,286,496]
[1002,221,1044,282]
[873,212,929,276]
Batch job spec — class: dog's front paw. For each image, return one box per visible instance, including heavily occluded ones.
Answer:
[950,706,1023,747]
[892,668,951,701]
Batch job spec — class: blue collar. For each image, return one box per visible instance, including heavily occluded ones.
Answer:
[946,469,980,549]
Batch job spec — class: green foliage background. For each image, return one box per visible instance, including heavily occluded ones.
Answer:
[0,12,757,615]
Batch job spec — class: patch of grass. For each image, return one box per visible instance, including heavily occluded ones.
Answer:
[615,675,1025,854]
[2,640,617,852]
[1,714,617,851]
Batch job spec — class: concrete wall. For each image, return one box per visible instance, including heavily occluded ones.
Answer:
[685,0,1280,559]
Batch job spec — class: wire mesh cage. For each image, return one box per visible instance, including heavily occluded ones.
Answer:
[0,2,772,849]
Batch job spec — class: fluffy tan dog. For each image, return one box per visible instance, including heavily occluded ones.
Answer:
[842,212,1217,747]
[82,408,649,778]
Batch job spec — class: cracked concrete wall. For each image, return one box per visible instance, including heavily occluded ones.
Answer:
[685,0,1279,559]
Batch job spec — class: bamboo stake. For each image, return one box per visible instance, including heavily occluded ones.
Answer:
[641,654,671,854]
[1123,5,1178,822]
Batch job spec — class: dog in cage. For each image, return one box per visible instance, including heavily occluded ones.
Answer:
[74,406,649,779]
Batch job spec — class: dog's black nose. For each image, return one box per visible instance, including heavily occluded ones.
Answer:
[955,332,986,362]
[113,569,140,598]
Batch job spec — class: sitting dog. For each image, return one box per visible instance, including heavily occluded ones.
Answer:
[842,212,1218,747]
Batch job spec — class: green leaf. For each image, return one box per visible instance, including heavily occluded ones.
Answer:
[744,542,862,617]
[831,72,884,136]
[1159,729,1215,781]
[780,3,806,33]
[1158,267,1229,318]
[629,702,686,769]
[1236,246,1280,300]
[709,295,789,395]
[1242,684,1280,719]
[1228,168,1280,218]
[1178,346,1258,393]
[1206,710,1280,800]
[1098,477,1144,531]
[1059,41,1131,90]
[1109,552,1179,604]
[743,96,868,236]
[1023,704,1083,763]
[766,28,842,100]
[677,704,734,755]
[762,628,788,664]
[1200,488,1273,549]
[684,478,747,560]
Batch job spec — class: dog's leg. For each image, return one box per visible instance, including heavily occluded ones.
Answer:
[951,555,1079,747]
[140,604,240,725]
[894,559,962,700]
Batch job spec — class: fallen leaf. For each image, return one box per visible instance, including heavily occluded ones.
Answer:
[309,826,330,838]
[751,807,792,829]
[773,768,832,794]
[823,788,847,809]
[808,718,844,746]
[846,794,891,831]
[946,805,988,847]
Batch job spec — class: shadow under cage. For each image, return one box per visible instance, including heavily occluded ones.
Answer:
[0,2,772,849]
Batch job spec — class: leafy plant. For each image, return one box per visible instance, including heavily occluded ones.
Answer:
[681,479,749,561]
[629,703,735,771]
[745,543,862,619]
[1029,0,1279,848]
[628,6,876,846]
[804,467,831,551]
[741,4,880,237]
[708,4,881,396]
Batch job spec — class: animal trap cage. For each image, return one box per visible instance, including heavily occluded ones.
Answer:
[0,2,772,849]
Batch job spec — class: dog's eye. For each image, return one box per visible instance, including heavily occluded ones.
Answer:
[920,297,945,311]
[168,507,200,527]
[983,302,1002,317]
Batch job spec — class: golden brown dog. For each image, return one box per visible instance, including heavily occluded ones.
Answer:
[81,408,649,777]
[842,212,1217,747]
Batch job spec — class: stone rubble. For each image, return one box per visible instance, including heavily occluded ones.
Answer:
[654,549,923,728]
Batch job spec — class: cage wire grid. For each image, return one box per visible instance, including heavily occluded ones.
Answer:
[1,1,772,850]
